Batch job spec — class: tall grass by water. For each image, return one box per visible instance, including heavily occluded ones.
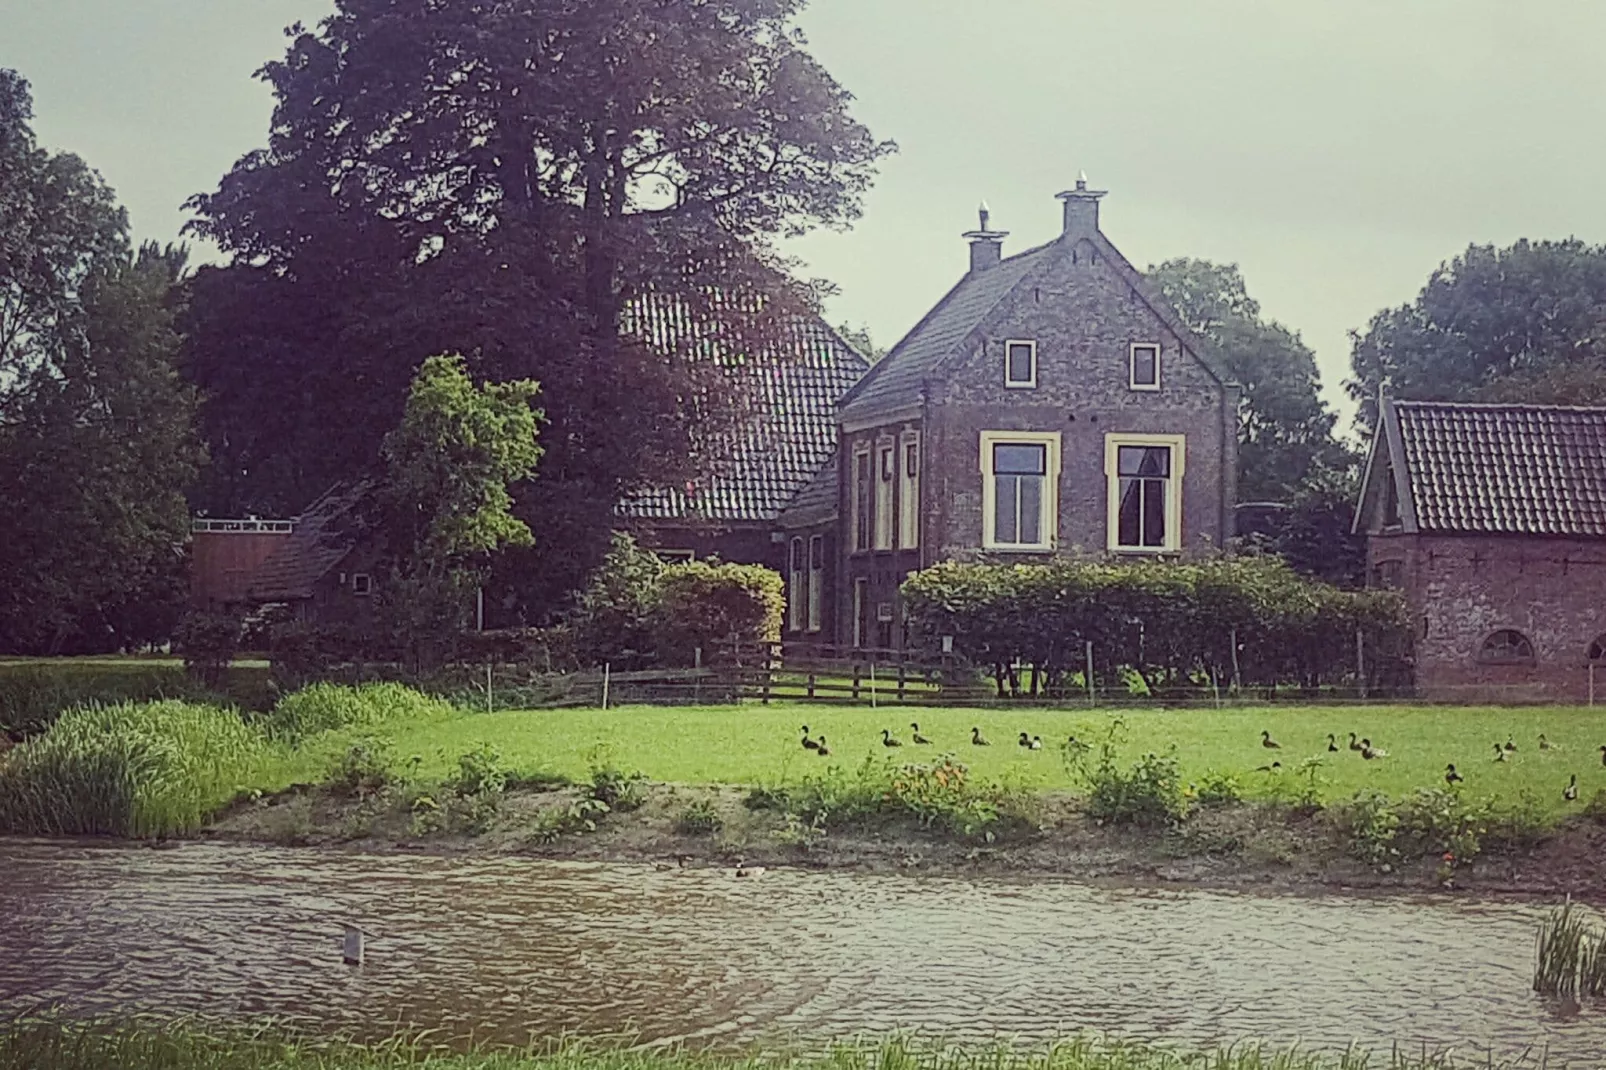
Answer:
[1533,899,1606,999]
[256,681,455,744]
[0,700,265,837]
[0,661,271,739]
[0,1022,1537,1070]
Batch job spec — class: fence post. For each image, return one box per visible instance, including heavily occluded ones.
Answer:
[761,643,774,706]
[486,661,494,714]
[807,673,816,700]
[1355,629,1368,701]
[852,666,861,702]
[1591,663,1597,708]
[1229,627,1241,695]
[693,646,702,705]
[897,663,907,703]
[1085,640,1096,706]
[602,662,611,710]
[869,660,878,709]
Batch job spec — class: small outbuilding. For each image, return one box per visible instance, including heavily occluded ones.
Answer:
[1354,398,1606,703]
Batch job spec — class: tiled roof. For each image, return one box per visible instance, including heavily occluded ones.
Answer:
[247,482,370,601]
[1394,401,1606,536]
[777,457,838,528]
[618,294,869,525]
[837,241,1057,425]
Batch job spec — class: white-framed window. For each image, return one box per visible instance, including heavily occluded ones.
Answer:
[898,431,920,550]
[787,537,805,632]
[351,573,373,596]
[1129,343,1160,391]
[807,535,824,633]
[851,446,872,552]
[980,430,1061,551]
[1104,433,1186,553]
[655,549,695,563]
[1004,339,1037,388]
[874,442,895,550]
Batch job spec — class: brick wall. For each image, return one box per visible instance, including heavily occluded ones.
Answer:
[1371,531,1606,703]
[928,237,1236,561]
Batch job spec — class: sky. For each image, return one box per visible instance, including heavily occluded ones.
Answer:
[6,1,1606,434]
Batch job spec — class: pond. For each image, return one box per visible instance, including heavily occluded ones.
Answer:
[0,841,1598,1062]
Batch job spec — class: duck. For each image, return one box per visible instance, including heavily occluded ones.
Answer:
[815,734,831,757]
[1018,731,1033,748]
[1327,734,1340,753]
[1348,732,1363,752]
[1504,736,1518,753]
[972,727,991,746]
[733,861,766,879]
[1539,734,1555,751]
[800,726,820,751]
[1360,738,1387,760]
[881,728,903,748]
[1565,774,1579,802]
[1255,761,1283,774]
[1261,730,1281,750]
[1029,735,1044,751]
[910,722,933,745]
[1493,743,1508,763]
[1445,763,1463,785]
[1599,744,1606,767]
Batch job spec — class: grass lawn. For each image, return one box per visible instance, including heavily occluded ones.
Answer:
[281,701,1606,816]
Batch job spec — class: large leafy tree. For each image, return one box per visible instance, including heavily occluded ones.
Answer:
[1347,239,1606,427]
[1148,258,1351,502]
[0,71,203,653]
[184,0,892,616]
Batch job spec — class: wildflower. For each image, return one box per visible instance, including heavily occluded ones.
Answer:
[1443,851,1455,862]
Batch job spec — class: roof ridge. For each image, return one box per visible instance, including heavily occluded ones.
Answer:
[1396,399,1606,414]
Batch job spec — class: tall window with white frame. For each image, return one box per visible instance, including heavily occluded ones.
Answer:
[1107,435,1184,552]
[981,431,1060,551]
[874,442,895,550]
[806,535,824,632]
[852,447,872,552]
[1004,340,1037,388]
[1129,343,1160,391]
[898,432,920,550]
[787,537,805,632]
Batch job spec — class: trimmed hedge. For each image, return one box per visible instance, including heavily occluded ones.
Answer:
[901,555,1410,697]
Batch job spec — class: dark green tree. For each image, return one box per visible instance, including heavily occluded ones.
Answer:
[183,0,893,615]
[0,71,202,652]
[1148,258,1352,502]
[1347,239,1606,427]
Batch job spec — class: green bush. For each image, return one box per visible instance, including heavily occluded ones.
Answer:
[325,737,399,799]
[1064,722,1186,828]
[566,533,666,669]
[257,682,448,743]
[1193,771,1243,806]
[589,764,646,812]
[675,798,723,835]
[450,742,509,797]
[901,556,1412,696]
[1333,790,1402,867]
[0,700,264,837]
[760,754,1031,840]
[653,560,784,666]
[172,611,242,688]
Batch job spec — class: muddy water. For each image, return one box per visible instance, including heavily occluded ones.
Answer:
[0,842,1600,1061]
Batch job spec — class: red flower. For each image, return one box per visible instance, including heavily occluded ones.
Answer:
[1443,852,1456,862]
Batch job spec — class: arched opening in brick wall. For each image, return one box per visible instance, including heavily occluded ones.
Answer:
[1478,629,1536,666]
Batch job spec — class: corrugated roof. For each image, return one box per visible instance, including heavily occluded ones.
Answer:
[618,295,868,524]
[247,482,370,601]
[837,241,1057,425]
[777,457,838,529]
[1395,401,1606,536]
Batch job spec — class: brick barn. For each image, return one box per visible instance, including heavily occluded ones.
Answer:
[1355,398,1606,703]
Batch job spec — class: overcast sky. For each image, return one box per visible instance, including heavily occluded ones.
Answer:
[6,0,1605,433]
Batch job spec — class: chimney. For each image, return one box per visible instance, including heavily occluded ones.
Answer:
[962,201,1008,273]
[1056,171,1106,237]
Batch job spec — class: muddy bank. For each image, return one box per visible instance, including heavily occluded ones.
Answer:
[197,781,1606,900]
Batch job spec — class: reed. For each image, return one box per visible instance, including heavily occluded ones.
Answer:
[1532,897,1606,998]
[256,682,454,744]
[0,1021,1538,1070]
[0,700,266,837]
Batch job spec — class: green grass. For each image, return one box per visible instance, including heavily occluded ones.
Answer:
[0,1021,1511,1070]
[0,659,275,737]
[283,702,1606,816]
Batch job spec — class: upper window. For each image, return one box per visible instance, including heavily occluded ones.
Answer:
[851,447,872,552]
[1129,343,1160,391]
[1479,629,1535,665]
[874,443,895,550]
[1004,340,1037,388]
[351,573,373,596]
[898,433,920,550]
[981,430,1060,551]
[1372,559,1404,589]
[1105,434,1185,553]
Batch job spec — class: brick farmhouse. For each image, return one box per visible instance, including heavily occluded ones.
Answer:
[1355,398,1606,703]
